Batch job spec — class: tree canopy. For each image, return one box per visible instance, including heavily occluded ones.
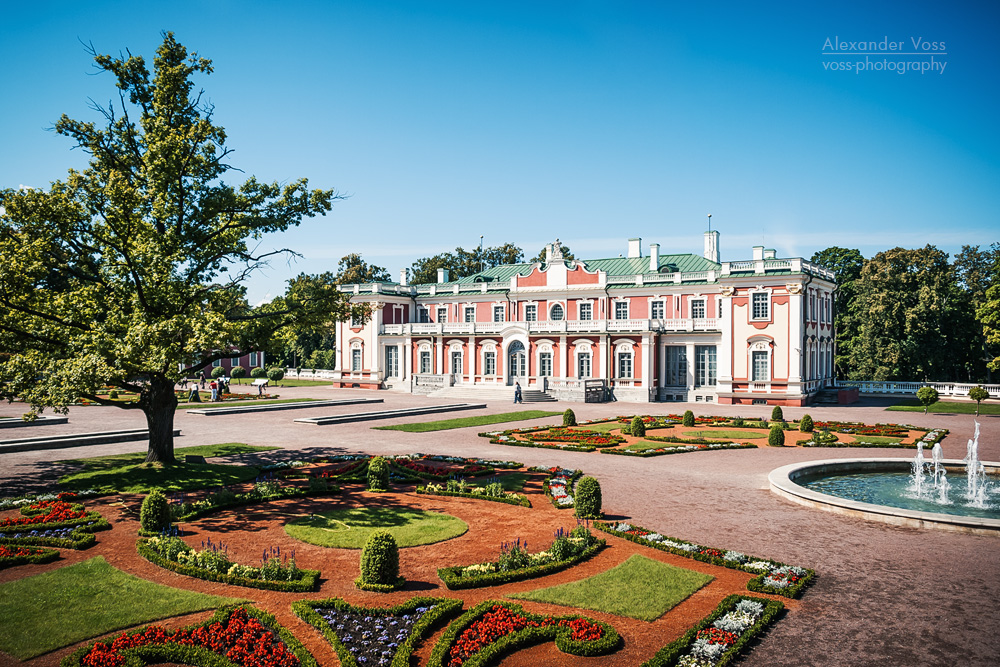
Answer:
[530,242,575,264]
[0,33,355,462]
[408,242,523,284]
[334,253,390,285]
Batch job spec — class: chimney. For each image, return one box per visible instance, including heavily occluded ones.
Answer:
[649,243,660,272]
[627,237,642,258]
[399,268,408,286]
[703,230,720,264]
[437,268,449,283]
[764,248,776,259]
[752,245,764,261]
[544,243,552,263]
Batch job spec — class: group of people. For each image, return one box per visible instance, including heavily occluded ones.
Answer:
[185,372,229,402]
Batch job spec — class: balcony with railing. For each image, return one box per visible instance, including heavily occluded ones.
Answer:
[379,317,721,336]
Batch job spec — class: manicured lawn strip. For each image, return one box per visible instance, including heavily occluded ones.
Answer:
[473,471,530,492]
[641,595,784,667]
[137,538,321,592]
[374,410,561,432]
[0,556,244,660]
[483,434,595,452]
[416,486,531,507]
[886,399,1000,415]
[682,429,769,439]
[605,442,757,457]
[596,522,814,599]
[267,378,331,387]
[839,435,902,445]
[0,545,60,568]
[176,397,316,409]
[510,554,712,621]
[427,600,622,667]
[568,421,622,433]
[61,603,315,667]
[285,506,468,548]
[438,541,605,590]
[293,596,464,667]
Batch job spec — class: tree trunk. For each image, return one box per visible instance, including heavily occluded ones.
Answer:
[141,376,179,463]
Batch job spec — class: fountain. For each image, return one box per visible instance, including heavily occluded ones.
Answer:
[964,421,989,508]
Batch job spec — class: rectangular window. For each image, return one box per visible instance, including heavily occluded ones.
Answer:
[617,351,633,378]
[484,351,496,376]
[248,352,258,367]
[651,301,664,319]
[385,346,399,377]
[418,307,429,323]
[525,304,537,322]
[664,346,687,387]
[437,307,447,323]
[691,300,706,319]
[419,351,431,374]
[695,345,717,387]
[212,358,222,368]
[579,303,592,320]
[464,306,475,322]
[539,352,552,377]
[752,350,769,381]
[493,305,504,322]
[751,292,770,320]
[614,301,629,320]
[577,352,591,378]
[351,349,362,372]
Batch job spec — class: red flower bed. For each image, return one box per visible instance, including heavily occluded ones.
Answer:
[0,545,48,558]
[528,428,624,446]
[448,604,603,667]
[1,501,86,527]
[81,607,299,667]
[697,627,739,645]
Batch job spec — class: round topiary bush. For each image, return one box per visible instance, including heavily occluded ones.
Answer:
[108,389,119,399]
[140,489,171,533]
[367,456,389,491]
[562,409,577,426]
[267,367,285,384]
[358,530,402,590]
[250,366,266,379]
[230,365,246,383]
[771,405,784,421]
[682,410,695,427]
[211,365,226,380]
[574,476,602,519]
[630,415,646,437]
[800,414,814,433]
[768,424,786,447]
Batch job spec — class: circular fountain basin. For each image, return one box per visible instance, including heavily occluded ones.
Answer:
[769,458,1000,536]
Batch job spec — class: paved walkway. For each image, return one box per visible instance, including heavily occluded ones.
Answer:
[2,386,998,667]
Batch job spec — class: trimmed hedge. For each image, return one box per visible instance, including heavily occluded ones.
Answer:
[140,490,171,533]
[543,468,583,509]
[682,410,695,427]
[60,603,317,667]
[562,409,577,426]
[641,594,784,667]
[357,530,403,592]
[137,539,320,592]
[0,511,111,549]
[768,425,785,447]
[574,476,602,519]
[601,442,757,457]
[367,456,390,491]
[0,545,60,568]
[427,600,621,667]
[415,486,531,507]
[293,596,463,667]
[595,522,814,599]
[438,541,605,590]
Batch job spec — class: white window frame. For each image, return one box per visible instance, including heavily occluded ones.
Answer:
[614,300,629,320]
[493,305,505,322]
[750,290,771,321]
[650,300,665,320]
[418,307,429,323]
[351,348,362,372]
[385,346,399,377]
[524,304,537,322]
[484,350,496,376]
[437,306,447,323]
[549,303,564,321]
[577,351,591,378]
[578,302,593,321]
[617,351,633,378]
[539,351,553,377]
[690,299,706,319]
[464,306,475,323]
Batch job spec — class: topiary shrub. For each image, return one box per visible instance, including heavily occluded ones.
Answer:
[768,424,785,447]
[917,386,939,414]
[367,456,389,491]
[358,530,402,590]
[562,409,577,427]
[630,416,646,438]
[140,489,171,533]
[731,416,744,427]
[211,365,226,380]
[267,367,285,385]
[230,365,246,383]
[108,389,119,399]
[574,476,602,519]
[682,410,695,427]
[250,366,266,379]
[799,414,814,433]
[771,405,784,421]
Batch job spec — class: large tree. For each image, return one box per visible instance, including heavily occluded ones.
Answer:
[0,34,356,462]
[811,247,864,378]
[408,243,523,284]
[955,243,1000,380]
[334,253,390,285]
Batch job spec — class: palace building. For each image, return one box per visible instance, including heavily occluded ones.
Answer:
[330,232,836,406]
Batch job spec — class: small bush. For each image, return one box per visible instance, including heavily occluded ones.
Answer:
[498,539,531,572]
[574,476,602,519]
[917,386,939,414]
[630,416,646,438]
[140,489,171,532]
[248,366,264,379]
[731,416,744,427]
[108,389,119,399]
[211,365,226,379]
[267,367,285,384]
[367,456,389,491]
[771,405,784,421]
[799,414,814,433]
[682,410,695,427]
[562,409,577,427]
[230,366,246,383]
[768,425,785,447]
[359,530,400,586]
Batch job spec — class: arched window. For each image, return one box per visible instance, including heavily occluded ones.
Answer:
[550,304,564,321]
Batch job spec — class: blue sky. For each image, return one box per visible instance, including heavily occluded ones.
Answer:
[2,1,997,303]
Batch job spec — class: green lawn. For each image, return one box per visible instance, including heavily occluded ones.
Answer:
[269,378,332,387]
[886,399,1000,415]
[58,443,273,493]
[509,554,713,622]
[683,429,767,439]
[0,557,243,659]
[846,435,903,445]
[176,397,320,410]
[373,410,561,432]
[285,506,468,548]
[568,421,621,433]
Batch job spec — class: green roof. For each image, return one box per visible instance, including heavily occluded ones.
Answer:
[579,253,718,275]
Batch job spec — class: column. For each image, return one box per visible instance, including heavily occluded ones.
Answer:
[559,335,567,382]
[436,337,444,375]
[685,342,696,390]
[716,290,734,394]
[468,335,475,384]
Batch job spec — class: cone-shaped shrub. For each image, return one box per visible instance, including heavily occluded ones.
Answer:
[575,476,603,519]
[630,415,646,437]
[800,414,814,433]
[770,405,784,421]
[359,530,399,586]
[563,409,577,426]
[682,410,695,427]
[768,424,786,447]
[140,489,171,532]
[367,456,389,491]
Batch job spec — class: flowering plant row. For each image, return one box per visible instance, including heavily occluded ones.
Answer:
[138,536,319,592]
[62,604,316,667]
[541,467,581,508]
[293,596,463,667]
[480,429,596,452]
[0,543,60,568]
[602,442,757,457]
[0,488,101,511]
[388,458,494,481]
[166,478,339,525]
[641,595,784,667]
[416,483,530,507]
[0,495,110,549]
[597,522,814,598]
[4,499,87,526]
[522,427,625,447]
[427,600,621,667]
[417,454,523,469]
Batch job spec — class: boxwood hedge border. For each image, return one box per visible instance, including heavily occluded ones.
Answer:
[437,540,605,590]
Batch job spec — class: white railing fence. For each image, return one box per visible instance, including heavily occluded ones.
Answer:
[835,380,1000,397]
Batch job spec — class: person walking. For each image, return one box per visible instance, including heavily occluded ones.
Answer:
[514,382,522,404]
[210,380,218,402]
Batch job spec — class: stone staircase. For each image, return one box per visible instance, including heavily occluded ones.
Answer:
[427,385,557,403]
